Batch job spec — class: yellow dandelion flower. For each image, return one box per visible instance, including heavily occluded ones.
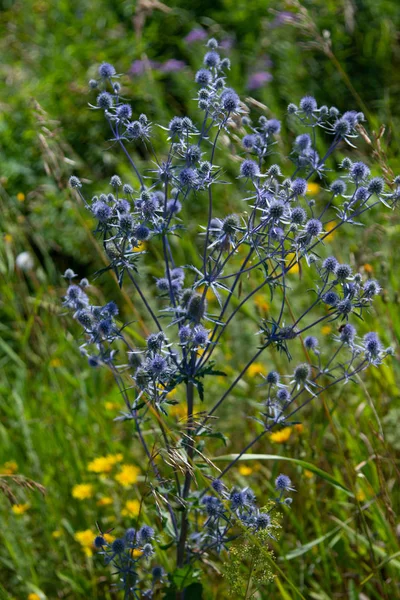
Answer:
[239,465,253,476]
[1,460,18,474]
[254,294,270,312]
[97,496,113,507]
[87,454,121,474]
[121,499,141,517]
[133,241,146,253]
[72,483,94,500]
[28,594,41,600]
[74,529,95,556]
[52,530,62,539]
[169,403,186,419]
[17,192,25,202]
[324,220,337,240]
[307,182,320,195]
[286,253,299,274]
[363,263,374,274]
[270,427,292,443]
[12,503,30,515]
[321,325,332,336]
[115,465,140,487]
[294,423,304,434]
[103,532,115,543]
[247,362,266,378]
[356,489,366,502]
[132,548,143,558]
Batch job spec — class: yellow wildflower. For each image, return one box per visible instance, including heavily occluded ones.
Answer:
[115,465,140,487]
[239,465,253,476]
[132,548,143,558]
[321,325,332,336]
[17,192,25,202]
[105,401,119,410]
[50,357,62,367]
[28,594,41,600]
[363,263,373,274]
[286,253,299,274]
[133,241,146,253]
[88,454,123,474]
[97,496,113,507]
[356,489,366,502]
[1,460,18,474]
[52,530,62,539]
[294,423,304,434]
[12,503,30,515]
[304,470,314,479]
[307,182,320,195]
[324,220,337,240]
[103,532,115,543]
[254,294,270,312]
[247,362,266,378]
[74,529,95,556]
[122,499,141,517]
[4,234,13,244]
[270,427,292,443]
[169,403,186,419]
[72,483,94,500]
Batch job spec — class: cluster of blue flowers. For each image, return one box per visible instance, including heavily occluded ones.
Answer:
[94,524,165,598]
[192,475,293,557]
[64,38,397,597]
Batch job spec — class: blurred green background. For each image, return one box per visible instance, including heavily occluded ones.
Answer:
[1,0,400,599]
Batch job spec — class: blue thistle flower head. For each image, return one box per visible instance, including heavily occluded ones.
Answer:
[304,336,318,351]
[277,388,290,403]
[350,161,370,183]
[293,363,311,383]
[256,513,271,529]
[291,178,307,196]
[99,62,116,78]
[111,538,126,554]
[204,51,220,68]
[275,473,294,492]
[324,291,339,306]
[299,95,317,115]
[323,256,338,272]
[117,104,132,120]
[69,175,82,189]
[335,264,352,281]
[195,69,212,87]
[330,179,347,196]
[295,133,312,150]
[368,177,384,195]
[96,91,114,109]
[221,89,240,113]
[306,219,322,237]
[291,207,307,225]
[364,332,381,358]
[266,371,280,385]
[340,323,356,343]
[125,528,136,542]
[240,159,259,180]
[92,200,111,222]
[139,525,155,542]
[211,479,224,493]
[94,535,106,548]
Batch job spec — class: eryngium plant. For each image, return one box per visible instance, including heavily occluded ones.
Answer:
[64,38,397,598]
